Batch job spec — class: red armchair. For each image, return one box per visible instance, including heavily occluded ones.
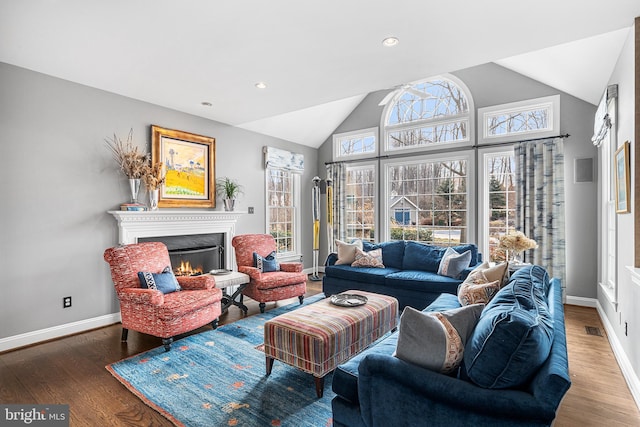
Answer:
[103,242,223,351]
[232,234,307,313]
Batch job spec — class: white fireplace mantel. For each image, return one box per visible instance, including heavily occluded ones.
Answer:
[108,210,245,269]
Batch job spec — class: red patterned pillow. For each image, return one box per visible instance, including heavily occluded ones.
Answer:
[351,248,384,268]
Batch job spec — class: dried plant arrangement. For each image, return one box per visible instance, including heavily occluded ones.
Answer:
[105,129,149,179]
[142,162,166,190]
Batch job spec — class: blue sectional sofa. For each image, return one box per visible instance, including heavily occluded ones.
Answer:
[323,240,482,310]
[331,265,571,427]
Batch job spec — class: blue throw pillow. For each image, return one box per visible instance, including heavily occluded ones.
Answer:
[463,272,554,389]
[137,266,181,294]
[254,251,279,272]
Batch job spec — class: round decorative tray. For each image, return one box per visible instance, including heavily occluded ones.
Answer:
[330,294,368,307]
[209,269,232,275]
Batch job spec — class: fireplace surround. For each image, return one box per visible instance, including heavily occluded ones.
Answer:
[108,210,244,271]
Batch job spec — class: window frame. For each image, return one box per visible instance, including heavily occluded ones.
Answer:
[332,127,379,162]
[380,150,475,245]
[343,161,378,243]
[381,75,475,156]
[264,167,301,261]
[477,95,560,145]
[478,146,517,262]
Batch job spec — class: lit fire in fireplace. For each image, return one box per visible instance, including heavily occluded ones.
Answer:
[174,260,203,276]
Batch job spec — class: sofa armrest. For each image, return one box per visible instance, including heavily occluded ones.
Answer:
[118,288,164,306]
[358,354,557,427]
[177,274,216,290]
[280,262,303,273]
[325,253,338,266]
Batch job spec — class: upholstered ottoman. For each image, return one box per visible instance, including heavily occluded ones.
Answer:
[264,290,398,397]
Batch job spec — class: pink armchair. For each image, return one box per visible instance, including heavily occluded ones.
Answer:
[103,241,223,351]
[232,234,307,313]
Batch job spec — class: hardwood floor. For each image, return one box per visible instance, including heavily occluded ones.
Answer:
[1,281,639,426]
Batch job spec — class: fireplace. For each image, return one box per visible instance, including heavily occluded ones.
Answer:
[139,233,224,276]
[108,210,244,271]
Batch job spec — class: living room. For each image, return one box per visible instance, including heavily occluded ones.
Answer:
[1,2,640,426]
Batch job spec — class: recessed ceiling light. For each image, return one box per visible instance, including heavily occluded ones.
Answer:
[255,82,267,89]
[201,101,212,107]
[382,36,399,47]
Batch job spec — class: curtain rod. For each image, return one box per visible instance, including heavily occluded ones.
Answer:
[325,134,570,166]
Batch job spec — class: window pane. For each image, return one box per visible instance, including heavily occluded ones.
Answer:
[267,168,296,255]
[388,159,467,245]
[345,165,375,242]
[485,153,516,262]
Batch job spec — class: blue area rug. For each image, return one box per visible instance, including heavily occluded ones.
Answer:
[107,294,335,427]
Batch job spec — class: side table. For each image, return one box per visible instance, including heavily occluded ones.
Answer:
[210,271,250,314]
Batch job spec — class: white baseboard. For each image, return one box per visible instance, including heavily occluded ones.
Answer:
[595,300,640,411]
[565,295,598,307]
[303,266,325,276]
[0,313,121,353]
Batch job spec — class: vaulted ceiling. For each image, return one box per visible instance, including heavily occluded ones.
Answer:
[1,1,639,147]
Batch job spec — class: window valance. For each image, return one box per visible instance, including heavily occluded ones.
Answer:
[264,146,304,172]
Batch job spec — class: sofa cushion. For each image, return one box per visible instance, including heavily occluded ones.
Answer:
[464,268,554,389]
[402,241,478,273]
[324,265,399,286]
[351,248,384,268]
[395,304,484,373]
[363,240,405,269]
[335,239,364,265]
[437,247,472,278]
[385,270,462,294]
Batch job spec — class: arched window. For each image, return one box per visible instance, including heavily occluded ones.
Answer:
[382,76,473,153]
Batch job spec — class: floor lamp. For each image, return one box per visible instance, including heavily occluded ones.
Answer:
[310,176,322,281]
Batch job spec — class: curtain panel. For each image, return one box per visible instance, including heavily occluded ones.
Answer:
[514,137,566,287]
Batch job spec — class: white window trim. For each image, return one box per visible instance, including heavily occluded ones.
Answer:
[264,168,302,262]
[344,161,378,242]
[478,146,515,260]
[332,127,379,162]
[379,151,475,243]
[478,95,560,145]
[381,74,475,156]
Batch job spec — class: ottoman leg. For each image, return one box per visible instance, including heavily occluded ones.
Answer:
[266,356,275,375]
[314,376,324,398]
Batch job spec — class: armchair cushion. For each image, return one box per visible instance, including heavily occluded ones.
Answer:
[137,266,181,294]
[254,251,280,272]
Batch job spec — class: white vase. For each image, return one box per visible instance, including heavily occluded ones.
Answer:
[148,189,159,210]
[223,198,235,211]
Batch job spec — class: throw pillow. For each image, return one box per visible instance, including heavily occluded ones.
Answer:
[351,248,385,268]
[335,239,363,265]
[394,304,484,374]
[137,266,181,294]
[437,247,472,278]
[467,261,510,288]
[253,251,279,272]
[464,276,554,389]
[458,279,501,306]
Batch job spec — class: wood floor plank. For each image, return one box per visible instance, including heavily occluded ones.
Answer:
[1,282,639,426]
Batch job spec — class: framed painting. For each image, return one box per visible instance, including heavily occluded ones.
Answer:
[614,140,630,214]
[151,125,216,208]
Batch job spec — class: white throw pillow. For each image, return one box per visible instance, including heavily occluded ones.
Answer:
[335,239,363,265]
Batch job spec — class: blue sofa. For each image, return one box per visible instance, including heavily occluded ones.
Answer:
[331,265,571,427]
[323,240,482,310]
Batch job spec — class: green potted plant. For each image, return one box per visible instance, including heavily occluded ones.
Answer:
[216,177,243,211]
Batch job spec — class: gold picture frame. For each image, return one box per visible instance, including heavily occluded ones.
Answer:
[151,125,216,208]
[614,140,631,214]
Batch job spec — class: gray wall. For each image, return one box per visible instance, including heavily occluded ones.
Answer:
[317,62,599,300]
[0,62,318,340]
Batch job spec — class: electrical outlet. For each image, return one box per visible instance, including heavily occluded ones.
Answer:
[248,207,254,214]
[63,296,72,308]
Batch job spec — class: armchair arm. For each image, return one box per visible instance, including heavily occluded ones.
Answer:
[280,262,303,273]
[238,265,263,280]
[177,274,216,290]
[325,253,338,266]
[358,354,555,427]
[118,288,164,306]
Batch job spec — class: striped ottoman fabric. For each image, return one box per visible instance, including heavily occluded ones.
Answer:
[264,290,398,397]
